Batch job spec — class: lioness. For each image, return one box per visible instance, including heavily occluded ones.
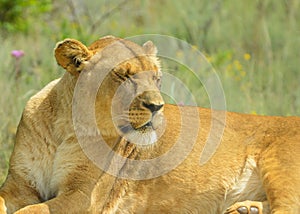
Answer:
[0,36,299,214]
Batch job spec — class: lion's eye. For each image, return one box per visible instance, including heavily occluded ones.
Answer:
[112,67,132,81]
[113,71,127,81]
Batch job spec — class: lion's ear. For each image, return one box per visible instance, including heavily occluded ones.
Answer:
[54,39,92,75]
[143,41,157,55]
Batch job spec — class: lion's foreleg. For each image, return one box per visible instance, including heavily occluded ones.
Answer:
[259,140,300,213]
[0,175,42,214]
[13,189,90,214]
[0,196,7,214]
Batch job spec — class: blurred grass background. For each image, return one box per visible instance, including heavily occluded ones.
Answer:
[1,0,300,183]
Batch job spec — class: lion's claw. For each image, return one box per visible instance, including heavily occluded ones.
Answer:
[236,206,259,214]
[249,206,259,214]
[237,206,248,214]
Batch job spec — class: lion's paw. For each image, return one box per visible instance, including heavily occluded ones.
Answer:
[14,204,50,214]
[225,200,263,214]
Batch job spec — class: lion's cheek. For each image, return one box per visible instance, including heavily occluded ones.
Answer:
[152,112,164,130]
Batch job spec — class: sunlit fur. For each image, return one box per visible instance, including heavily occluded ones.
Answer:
[0,36,299,214]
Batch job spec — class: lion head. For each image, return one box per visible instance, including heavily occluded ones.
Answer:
[54,36,165,146]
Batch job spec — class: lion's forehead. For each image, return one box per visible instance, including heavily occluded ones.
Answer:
[127,57,159,73]
[90,37,144,57]
[89,37,160,74]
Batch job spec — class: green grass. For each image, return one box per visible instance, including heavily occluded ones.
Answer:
[0,0,300,183]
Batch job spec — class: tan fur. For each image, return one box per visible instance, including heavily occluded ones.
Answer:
[0,36,299,214]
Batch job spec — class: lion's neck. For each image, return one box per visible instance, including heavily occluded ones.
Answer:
[57,73,77,103]
[52,73,78,141]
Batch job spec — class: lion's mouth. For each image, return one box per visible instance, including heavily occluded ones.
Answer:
[137,121,154,131]
[144,121,153,128]
[119,121,153,134]
[117,112,164,146]
[118,111,164,135]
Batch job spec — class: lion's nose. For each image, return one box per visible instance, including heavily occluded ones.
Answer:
[143,103,163,113]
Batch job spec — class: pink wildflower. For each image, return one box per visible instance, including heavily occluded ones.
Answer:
[11,50,25,59]
[11,50,25,81]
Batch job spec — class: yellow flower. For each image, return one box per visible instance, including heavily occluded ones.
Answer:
[244,53,251,61]
[191,45,198,52]
[234,60,242,71]
[206,56,213,63]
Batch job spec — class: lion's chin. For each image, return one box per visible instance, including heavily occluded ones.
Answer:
[123,128,157,146]
[118,112,164,146]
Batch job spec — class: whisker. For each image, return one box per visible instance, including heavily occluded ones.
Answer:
[119,124,133,133]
